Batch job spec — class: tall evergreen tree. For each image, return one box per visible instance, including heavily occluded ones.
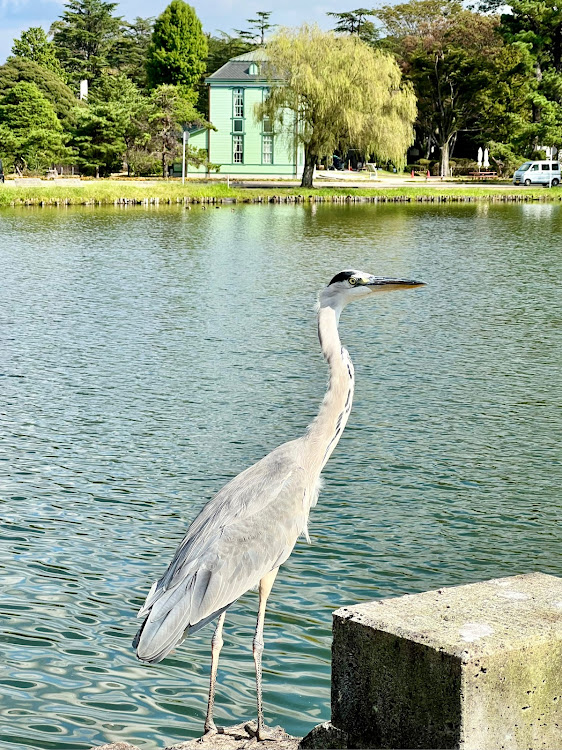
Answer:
[111,17,153,90]
[327,9,379,46]
[0,58,79,129]
[146,84,207,176]
[146,1,207,89]
[11,27,67,79]
[51,0,122,83]
[0,81,71,172]
[234,11,276,44]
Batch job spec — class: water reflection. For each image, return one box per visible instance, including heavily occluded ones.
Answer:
[1,203,561,748]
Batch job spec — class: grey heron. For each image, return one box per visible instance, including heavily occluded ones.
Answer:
[133,270,425,740]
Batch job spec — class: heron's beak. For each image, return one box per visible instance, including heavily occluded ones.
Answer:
[365,276,426,291]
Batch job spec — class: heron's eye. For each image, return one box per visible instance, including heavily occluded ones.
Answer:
[349,277,357,286]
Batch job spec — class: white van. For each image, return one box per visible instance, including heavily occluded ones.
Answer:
[513,160,561,186]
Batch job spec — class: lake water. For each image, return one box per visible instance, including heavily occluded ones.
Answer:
[1,202,561,749]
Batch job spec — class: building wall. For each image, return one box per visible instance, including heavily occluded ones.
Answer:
[186,130,208,175]
[208,84,304,176]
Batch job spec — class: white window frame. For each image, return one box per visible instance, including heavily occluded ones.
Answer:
[233,135,244,164]
[233,88,244,118]
[262,134,273,165]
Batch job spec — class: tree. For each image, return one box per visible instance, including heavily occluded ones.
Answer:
[497,0,562,148]
[72,101,128,176]
[51,0,122,83]
[111,17,153,90]
[146,1,207,89]
[327,9,379,46]
[146,84,208,176]
[258,25,416,187]
[0,82,71,172]
[0,58,79,129]
[206,32,256,76]
[72,73,145,176]
[376,0,532,175]
[234,11,276,45]
[11,27,67,79]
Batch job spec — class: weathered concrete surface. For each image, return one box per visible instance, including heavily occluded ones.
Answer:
[299,721,349,748]
[332,573,562,749]
[165,722,300,749]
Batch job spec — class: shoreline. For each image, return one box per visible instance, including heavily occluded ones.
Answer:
[1,177,562,207]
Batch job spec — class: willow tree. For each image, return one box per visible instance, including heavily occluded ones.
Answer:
[258,25,416,187]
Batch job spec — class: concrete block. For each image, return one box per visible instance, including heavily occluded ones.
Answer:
[332,573,562,749]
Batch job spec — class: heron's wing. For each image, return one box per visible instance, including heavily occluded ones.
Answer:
[135,441,310,662]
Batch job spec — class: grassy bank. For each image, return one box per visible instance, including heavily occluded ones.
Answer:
[1,180,562,206]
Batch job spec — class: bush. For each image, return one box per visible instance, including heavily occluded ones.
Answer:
[486,141,527,177]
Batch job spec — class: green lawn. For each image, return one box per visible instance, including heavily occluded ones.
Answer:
[1,179,560,206]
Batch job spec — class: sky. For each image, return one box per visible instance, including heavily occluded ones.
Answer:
[0,0,347,65]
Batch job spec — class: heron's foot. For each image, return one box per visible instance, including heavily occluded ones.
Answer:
[198,723,224,742]
[244,721,277,742]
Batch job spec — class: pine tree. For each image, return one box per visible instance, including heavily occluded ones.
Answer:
[51,0,122,83]
[0,81,70,172]
[146,1,207,90]
[11,27,67,79]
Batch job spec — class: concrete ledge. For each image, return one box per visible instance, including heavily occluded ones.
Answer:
[332,573,562,749]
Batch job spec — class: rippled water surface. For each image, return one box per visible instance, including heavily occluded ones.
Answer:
[1,202,561,749]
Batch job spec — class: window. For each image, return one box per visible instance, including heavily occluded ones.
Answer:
[263,134,273,165]
[542,164,551,171]
[233,119,243,133]
[233,88,244,118]
[263,117,273,133]
[233,135,244,163]
[531,164,539,171]
[249,62,259,75]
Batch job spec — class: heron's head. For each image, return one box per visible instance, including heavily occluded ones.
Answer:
[319,269,425,311]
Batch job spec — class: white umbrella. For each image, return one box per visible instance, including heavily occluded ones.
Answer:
[483,148,490,168]
[477,147,483,168]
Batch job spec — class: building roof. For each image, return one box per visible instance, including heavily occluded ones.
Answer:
[206,49,271,84]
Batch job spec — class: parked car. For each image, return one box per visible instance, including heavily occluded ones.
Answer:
[513,160,561,186]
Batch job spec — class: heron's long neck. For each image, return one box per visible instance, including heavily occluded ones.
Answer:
[305,304,355,471]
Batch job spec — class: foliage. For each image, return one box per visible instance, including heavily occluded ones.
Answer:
[485,141,527,175]
[234,11,276,45]
[72,73,147,176]
[147,83,209,176]
[11,27,67,79]
[51,0,122,83]
[0,58,79,129]
[327,9,379,46]
[146,1,207,90]
[376,1,532,176]
[258,25,416,187]
[0,82,71,172]
[111,17,153,89]
[206,33,255,76]
[72,100,128,176]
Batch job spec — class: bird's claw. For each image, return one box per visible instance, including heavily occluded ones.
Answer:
[198,723,223,742]
[244,721,277,741]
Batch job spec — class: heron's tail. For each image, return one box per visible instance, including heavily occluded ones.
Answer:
[133,570,232,664]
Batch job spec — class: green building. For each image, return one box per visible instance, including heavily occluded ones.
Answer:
[188,50,304,177]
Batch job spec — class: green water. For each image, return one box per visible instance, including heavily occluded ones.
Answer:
[1,202,560,749]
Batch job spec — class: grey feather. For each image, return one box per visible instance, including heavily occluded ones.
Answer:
[134,441,310,663]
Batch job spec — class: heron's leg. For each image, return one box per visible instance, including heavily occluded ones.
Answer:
[203,611,226,736]
[252,567,279,741]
